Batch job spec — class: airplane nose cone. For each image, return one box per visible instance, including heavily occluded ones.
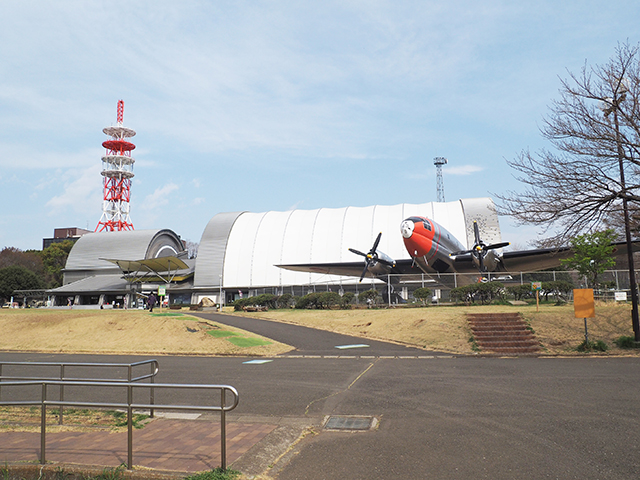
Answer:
[400,220,414,239]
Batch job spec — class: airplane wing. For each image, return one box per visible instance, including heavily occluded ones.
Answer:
[277,241,640,287]
[501,247,572,272]
[276,259,419,278]
[500,240,640,273]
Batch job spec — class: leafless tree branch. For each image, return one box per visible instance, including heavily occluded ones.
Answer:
[496,42,640,246]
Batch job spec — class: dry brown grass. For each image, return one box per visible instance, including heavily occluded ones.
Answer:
[1,303,639,356]
[233,302,640,355]
[0,308,293,356]
[0,406,150,433]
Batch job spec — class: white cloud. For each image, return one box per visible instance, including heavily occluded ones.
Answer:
[0,144,100,170]
[141,183,180,209]
[45,164,102,214]
[445,165,484,176]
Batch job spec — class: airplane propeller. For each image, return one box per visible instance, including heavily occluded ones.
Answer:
[349,232,396,282]
[450,221,510,272]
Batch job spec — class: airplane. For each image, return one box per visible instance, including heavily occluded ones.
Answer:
[277,215,634,288]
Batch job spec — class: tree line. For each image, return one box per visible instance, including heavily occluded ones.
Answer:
[0,241,74,303]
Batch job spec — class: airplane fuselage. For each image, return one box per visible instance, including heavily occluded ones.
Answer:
[400,216,465,274]
[400,216,503,275]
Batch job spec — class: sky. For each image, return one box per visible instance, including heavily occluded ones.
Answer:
[1,0,639,252]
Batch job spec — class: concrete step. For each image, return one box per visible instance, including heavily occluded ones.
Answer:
[476,339,540,348]
[467,312,541,354]
[473,331,535,340]
[470,324,529,332]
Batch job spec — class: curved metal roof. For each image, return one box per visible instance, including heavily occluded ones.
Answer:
[65,229,185,274]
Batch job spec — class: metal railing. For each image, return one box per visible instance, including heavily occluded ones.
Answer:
[0,380,239,470]
[0,360,159,424]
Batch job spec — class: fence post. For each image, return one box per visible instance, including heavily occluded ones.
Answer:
[150,362,155,418]
[221,388,227,470]
[59,364,65,425]
[127,383,133,469]
[41,382,47,464]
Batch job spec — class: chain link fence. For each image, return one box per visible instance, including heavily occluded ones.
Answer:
[241,270,637,305]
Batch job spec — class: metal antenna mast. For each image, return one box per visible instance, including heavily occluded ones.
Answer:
[95,100,136,232]
[434,157,447,202]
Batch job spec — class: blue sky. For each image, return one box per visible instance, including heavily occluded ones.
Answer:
[1,1,638,251]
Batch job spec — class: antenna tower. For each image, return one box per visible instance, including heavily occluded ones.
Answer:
[434,156,447,202]
[95,100,136,232]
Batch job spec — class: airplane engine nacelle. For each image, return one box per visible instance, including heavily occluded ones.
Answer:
[474,250,501,272]
[368,251,395,277]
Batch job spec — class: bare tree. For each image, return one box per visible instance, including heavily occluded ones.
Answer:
[184,240,199,259]
[496,42,640,245]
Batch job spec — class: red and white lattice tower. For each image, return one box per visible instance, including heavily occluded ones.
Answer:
[95,100,136,232]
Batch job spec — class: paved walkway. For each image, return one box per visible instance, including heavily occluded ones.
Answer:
[0,418,276,473]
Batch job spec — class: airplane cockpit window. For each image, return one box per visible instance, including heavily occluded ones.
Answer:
[406,217,432,231]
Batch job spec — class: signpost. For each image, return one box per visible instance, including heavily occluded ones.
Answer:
[573,289,595,344]
[531,282,542,312]
[615,291,628,302]
[158,285,166,313]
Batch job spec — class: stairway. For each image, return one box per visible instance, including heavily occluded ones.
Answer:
[467,313,541,354]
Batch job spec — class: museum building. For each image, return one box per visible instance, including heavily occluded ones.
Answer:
[49,198,500,308]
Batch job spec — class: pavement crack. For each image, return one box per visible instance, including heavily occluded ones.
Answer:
[304,359,378,416]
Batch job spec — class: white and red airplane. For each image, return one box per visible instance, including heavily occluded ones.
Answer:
[278,215,633,287]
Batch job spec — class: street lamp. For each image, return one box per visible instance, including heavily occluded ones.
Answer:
[602,80,640,341]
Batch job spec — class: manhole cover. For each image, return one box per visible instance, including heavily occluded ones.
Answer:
[324,415,375,431]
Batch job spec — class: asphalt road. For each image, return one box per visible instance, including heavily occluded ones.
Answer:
[1,316,640,479]
[192,311,442,356]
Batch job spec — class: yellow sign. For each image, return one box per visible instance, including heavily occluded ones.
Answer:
[574,289,595,318]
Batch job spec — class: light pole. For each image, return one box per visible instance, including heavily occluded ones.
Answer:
[603,81,640,341]
[219,274,224,313]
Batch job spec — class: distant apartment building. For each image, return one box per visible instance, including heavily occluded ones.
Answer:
[42,227,92,250]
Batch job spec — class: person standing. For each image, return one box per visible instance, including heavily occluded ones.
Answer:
[148,293,157,312]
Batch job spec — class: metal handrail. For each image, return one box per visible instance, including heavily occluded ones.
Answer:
[0,380,239,470]
[0,360,159,423]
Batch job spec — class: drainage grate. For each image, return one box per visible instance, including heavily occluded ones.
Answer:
[324,415,375,431]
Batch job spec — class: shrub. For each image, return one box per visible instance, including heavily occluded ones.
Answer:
[233,298,252,311]
[541,280,573,302]
[340,292,355,308]
[450,282,504,305]
[507,284,533,301]
[358,289,379,305]
[318,291,341,309]
[254,294,277,309]
[413,287,432,305]
[276,293,293,309]
[614,336,639,349]
[295,292,322,309]
[576,339,608,352]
